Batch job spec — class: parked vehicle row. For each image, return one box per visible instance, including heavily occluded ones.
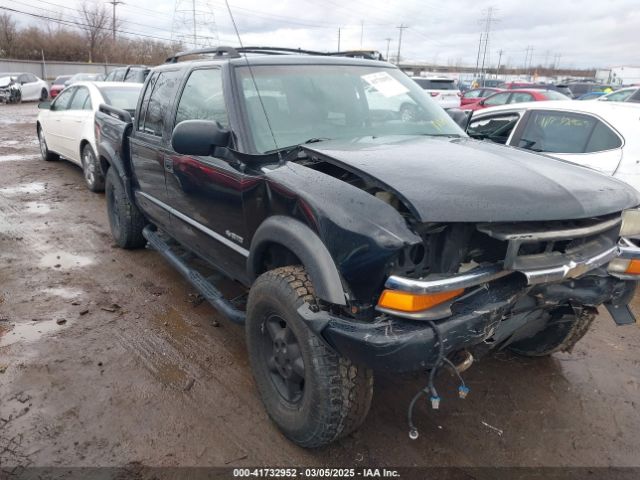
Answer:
[33,47,640,449]
[461,88,570,111]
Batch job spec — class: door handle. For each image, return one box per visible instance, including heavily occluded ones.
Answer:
[164,156,174,173]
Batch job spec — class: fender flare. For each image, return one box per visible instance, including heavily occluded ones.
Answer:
[97,139,135,203]
[248,216,347,306]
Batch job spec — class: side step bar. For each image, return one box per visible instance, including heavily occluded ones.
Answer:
[143,226,246,325]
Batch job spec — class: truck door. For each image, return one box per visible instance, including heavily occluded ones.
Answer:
[164,67,251,283]
[129,70,181,229]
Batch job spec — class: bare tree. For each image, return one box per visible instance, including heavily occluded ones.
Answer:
[0,12,18,58]
[80,1,109,63]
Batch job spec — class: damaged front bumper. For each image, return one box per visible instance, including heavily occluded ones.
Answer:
[301,239,640,373]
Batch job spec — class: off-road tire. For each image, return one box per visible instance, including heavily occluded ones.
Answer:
[246,266,374,448]
[81,143,105,192]
[38,126,58,161]
[509,307,596,357]
[105,167,146,249]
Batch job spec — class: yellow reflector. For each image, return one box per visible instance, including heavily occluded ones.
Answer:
[377,288,464,313]
[625,259,640,275]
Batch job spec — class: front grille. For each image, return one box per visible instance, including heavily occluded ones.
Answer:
[478,214,621,278]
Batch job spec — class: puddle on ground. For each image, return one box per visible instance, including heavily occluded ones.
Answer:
[0,182,45,195]
[39,252,93,269]
[0,319,66,347]
[25,202,51,214]
[0,154,39,163]
[41,287,84,299]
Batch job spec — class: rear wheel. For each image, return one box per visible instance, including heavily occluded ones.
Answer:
[40,88,48,101]
[81,144,105,192]
[38,126,58,161]
[246,266,373,448]
[105,167,146,249]
[509,307,596,357]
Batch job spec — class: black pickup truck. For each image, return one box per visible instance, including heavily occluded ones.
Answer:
[95,46,640,447]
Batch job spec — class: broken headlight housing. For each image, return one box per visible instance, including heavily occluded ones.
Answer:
[620,208,640,237]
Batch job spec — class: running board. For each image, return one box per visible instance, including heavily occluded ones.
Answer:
[143,226,246,325]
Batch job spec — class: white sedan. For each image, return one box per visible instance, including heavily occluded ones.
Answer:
[2,72,50,101]
[36,81,142,192]
[464,100,640,191]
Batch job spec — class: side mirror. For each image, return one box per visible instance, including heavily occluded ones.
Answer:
[171,120,230,156]
[38,101,51,110]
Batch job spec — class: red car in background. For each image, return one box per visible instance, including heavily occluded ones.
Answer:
[460,88,570,111]
[48,75,72,99]
[460,87,502,106]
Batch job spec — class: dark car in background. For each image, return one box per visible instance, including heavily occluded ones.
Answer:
[49,75,72,99]
[104,65,150,83]
[566,82,614,99]
[504,82,572,97]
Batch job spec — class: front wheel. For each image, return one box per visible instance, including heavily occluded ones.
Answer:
[509,306,596,357]
[38,126,58,161]
[246,266,373,448]
[105,167,146,249]
[82,144,105,192]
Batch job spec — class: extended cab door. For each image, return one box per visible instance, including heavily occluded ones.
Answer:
[510,109,623,174]
[129,70,181,229]
[164,67,251,283]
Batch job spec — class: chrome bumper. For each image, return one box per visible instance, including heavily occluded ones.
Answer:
[385,242,640,295]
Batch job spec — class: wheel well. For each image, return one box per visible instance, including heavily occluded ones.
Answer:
[254,242,302,276]
[79,139,89,160]
[99,155,110,176]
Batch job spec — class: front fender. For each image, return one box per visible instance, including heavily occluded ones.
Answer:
[248,216,347,305]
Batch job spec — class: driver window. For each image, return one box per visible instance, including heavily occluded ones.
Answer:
[69,87,90,110]
[52,88,75,111]
[467,113,520,144]
[175,69,228,127]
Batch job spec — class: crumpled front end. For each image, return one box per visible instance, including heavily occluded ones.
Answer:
[306,210,640,373]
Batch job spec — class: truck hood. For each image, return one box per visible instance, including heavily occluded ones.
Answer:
[303,135,640,222]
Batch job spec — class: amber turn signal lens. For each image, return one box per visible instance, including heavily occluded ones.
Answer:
[377,288,464,313]
[625,259,640,275]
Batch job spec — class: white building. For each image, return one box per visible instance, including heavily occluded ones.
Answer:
[597,66,640,86]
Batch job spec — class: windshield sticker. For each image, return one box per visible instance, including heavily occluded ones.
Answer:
[362,72,409,98]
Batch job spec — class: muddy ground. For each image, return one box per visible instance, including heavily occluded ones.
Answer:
[0,103,639,472]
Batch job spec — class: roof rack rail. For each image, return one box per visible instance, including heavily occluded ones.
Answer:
[165,46,241,63]
[236,46,327,56]
[165,46,386,63]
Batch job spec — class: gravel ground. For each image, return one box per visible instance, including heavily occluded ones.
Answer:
[1,103,639,472]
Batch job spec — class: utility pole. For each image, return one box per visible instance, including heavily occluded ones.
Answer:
[528,46,534,76]
[478,6,498,87]
[384,37,392,62]
[496,49,503,76]
[337,28,341,51]
[396,24,407,65]
[192,0,197,47]
[474,32,483,80]
[523,45,532,76]
[360,20,364,48]
[106,0,124,42]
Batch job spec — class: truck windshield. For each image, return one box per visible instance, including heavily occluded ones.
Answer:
[236,64,464,153]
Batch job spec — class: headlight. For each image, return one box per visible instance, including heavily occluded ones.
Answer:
[620,208,640,237]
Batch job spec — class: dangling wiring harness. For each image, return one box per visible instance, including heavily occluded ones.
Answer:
[407,320,470,440]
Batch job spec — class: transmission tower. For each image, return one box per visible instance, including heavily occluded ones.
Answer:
[171,0,220,49]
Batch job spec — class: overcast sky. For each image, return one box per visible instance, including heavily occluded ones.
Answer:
[6,0,640,69]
